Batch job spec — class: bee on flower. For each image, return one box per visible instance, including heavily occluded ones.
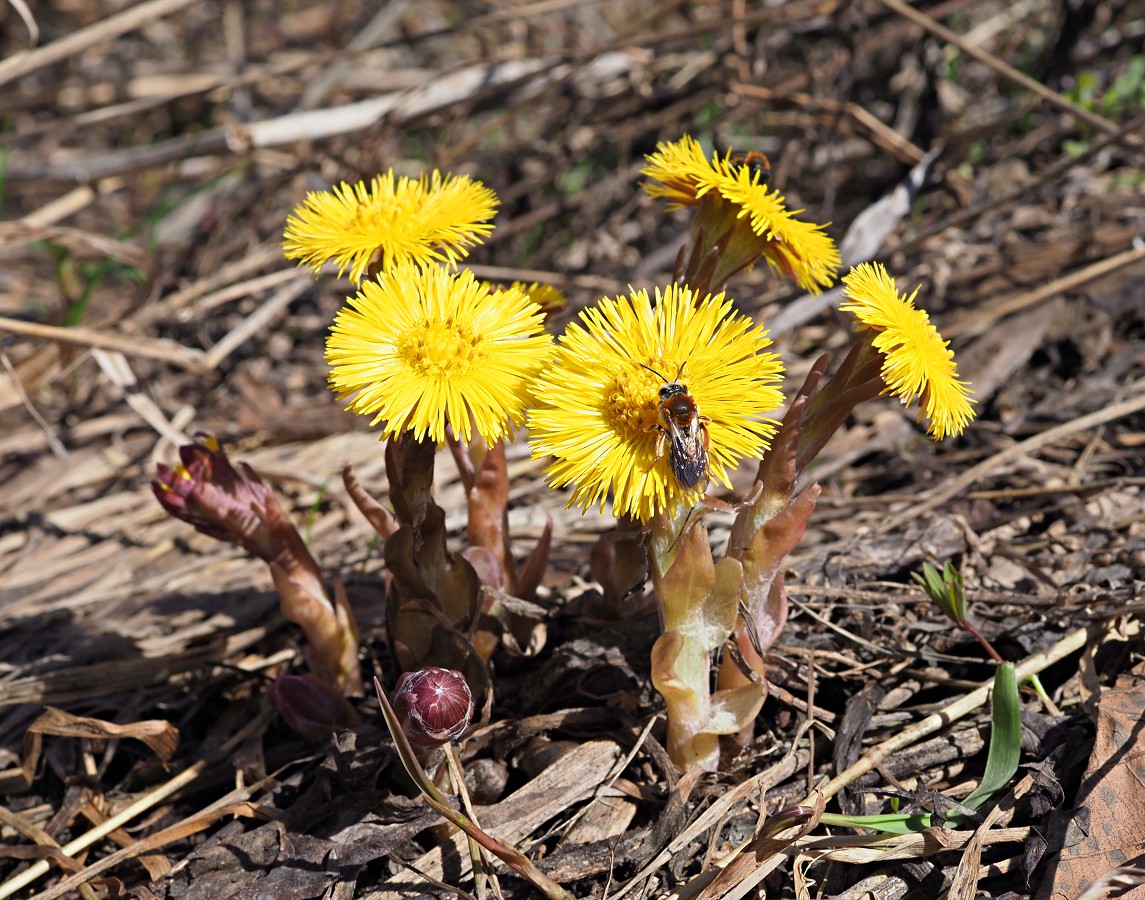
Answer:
[528,283,785,522]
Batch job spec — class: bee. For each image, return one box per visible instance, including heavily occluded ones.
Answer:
[730,150,771,185]
[641,363,711,491]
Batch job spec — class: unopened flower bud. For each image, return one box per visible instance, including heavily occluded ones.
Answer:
[392,667,473,747]
[152,433,276,559]
[155,436,362,695]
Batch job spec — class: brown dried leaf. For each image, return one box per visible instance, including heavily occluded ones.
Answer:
[1037,662,1145,900]
[26,707,178,761]
[694,793,825,900]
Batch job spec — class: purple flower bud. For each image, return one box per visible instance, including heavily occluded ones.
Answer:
[392,667,473,747]
[152,433,275,559]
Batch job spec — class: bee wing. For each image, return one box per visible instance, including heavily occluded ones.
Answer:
[667,420,709,489]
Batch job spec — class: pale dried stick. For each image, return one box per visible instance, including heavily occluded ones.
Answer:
[21,188,96,228]
[0,807,97,900]
[0,0,199,88]
[0,316,208,373]
[153,268,302,325]
[126,243,286,330]
[0,707,275,900]
[201,275,312,370]
[7,0,37,48]
[944,244,1145,338]
[612,746,805,899]
[879,386,1145,532]
[92,350,190,448]
[813,626,1087,802]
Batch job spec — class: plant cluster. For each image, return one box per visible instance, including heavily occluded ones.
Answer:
[153,136,975,779]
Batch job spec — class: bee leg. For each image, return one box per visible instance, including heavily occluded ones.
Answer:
[740,481,765,507]
[642,427,667,475]
[721,480,765,513]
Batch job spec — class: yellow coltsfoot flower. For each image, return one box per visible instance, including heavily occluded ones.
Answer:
[840,262,975,439]
[528,283,785,522]
[510,281,568,317]
[641,135,840,294]
[326,262,552,445]
[284,170,498,283]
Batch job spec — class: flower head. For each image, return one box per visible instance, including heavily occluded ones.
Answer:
[511,281,568,316]
[284,170,498,283]
[393,667,474,747]
[326,262,552,445]
[641,136,840,293]
[155,436,362,694]
[841,262,975,439]
[528,283,785,522]
[153,434,275,559]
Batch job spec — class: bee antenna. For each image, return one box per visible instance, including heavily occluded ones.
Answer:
[639,362,669,382]
[673,361,686,380]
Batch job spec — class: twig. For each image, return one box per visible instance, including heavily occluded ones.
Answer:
[0,316,209,373]
[943,244,1145,338]
[1,352,67,459]
[878,383,1145,531]
[126,244,287,330]
[611,745,806,898]
[0,0,199,88]
[876,0,1138,147]
[811,627,1086,802]
[201,276,312,370]
[788,597,895,656]
[732,83,926,165]
[0,707,276,900]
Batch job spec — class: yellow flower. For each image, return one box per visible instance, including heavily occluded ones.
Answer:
[528,284,785,522]
[840,262,975,439]
[326,262,552,445]
[641,135,840,293]
[510,281,568,316]
[284,170,498,284]
[480,280,568,319]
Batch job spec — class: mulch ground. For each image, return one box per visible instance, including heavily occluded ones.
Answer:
[2,1,1144,898]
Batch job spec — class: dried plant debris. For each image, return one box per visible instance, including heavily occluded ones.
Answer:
[2,1,1145,898]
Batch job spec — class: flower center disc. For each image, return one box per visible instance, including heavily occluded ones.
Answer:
[357,195,410,230]
[602,369,661,438]
[399,320,484,377]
